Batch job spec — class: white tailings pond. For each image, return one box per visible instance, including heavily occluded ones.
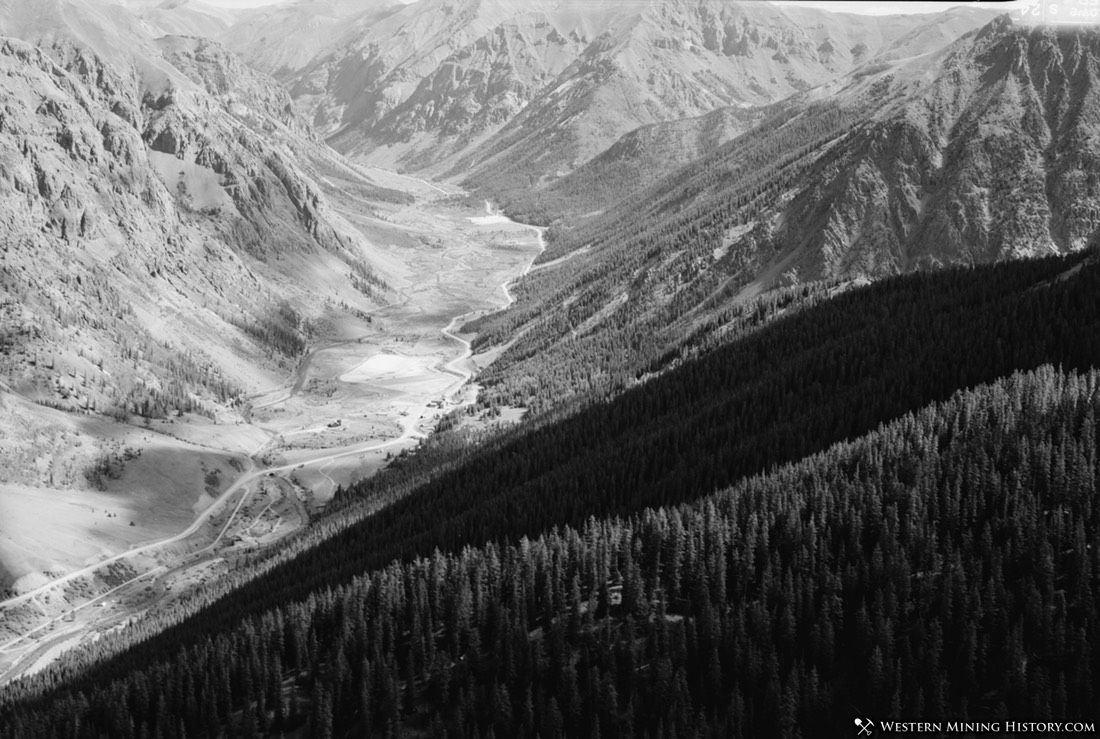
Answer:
[338,354,438,384]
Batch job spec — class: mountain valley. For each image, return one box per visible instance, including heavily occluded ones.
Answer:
[0,0,545,685]
[0,0,1098,735]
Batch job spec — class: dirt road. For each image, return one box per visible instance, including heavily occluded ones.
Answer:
[0,180,544,685]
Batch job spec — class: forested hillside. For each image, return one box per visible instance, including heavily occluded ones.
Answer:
[469,18,1100,415]
[1,249,1098,735]
[194,251,1100,623]
[465,100,871,412]
[3,364,1097,736]
[488,102,775,225]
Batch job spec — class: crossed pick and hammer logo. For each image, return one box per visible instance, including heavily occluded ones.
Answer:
[855,717,875,736]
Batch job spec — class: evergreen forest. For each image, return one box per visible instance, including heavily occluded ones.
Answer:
[1,250,1098,736]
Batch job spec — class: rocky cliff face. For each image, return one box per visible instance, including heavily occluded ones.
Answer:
[563,15,1100,299]
[0,1,386,420]
[744,17,1100,280]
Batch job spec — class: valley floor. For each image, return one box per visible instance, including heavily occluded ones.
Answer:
[0,171,543,684]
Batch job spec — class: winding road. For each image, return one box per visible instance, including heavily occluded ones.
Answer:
[440,202,546,389]
[0,193,545,683]
[0,400,428,657]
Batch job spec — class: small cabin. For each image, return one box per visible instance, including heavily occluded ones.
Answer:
[605,576,624,616]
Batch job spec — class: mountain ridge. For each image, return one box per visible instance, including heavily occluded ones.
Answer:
[456,15,1100,419]
[224,0,994,189]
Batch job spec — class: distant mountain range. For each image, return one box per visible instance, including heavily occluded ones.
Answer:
[224,0,994,185]
[220,0,1100,296]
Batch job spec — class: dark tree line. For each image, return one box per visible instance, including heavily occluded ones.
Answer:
[224,300,308,358]
[2,251,1099,735]
[2,365,1097,736]
[73,250,1091,663]
[4,249,1095,691]
[465,101,870,412]
[0,247,1095,713]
